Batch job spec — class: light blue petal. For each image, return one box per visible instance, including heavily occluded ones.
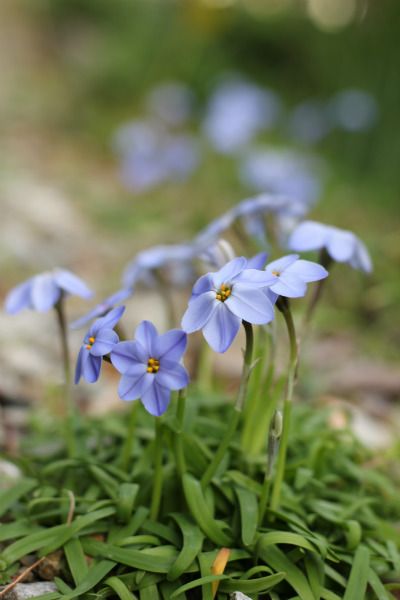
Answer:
[350,239,372,273]
[202,302,241,353]
[82,353,102,383]
[154,329,187,361]
[288,220,328,251]
[135,320,158,355]
[211,256,247,288]
[227,284,275,324]
[246,252,268,270]
[4,279,33,314]
[156,360,189,390]
[31,274,60,312]
[190,273,213,299]
[141,382,171,416]
[118,371,154,401]
[287,259,328,282]
[326,230,355,262]
[270,272,307,298]
[54,269,93,299]
[74,346,86,384]
[111,341,142,373]
[234,268,276,288]
[181,291,218,333]
[90,329,119,356]
[92,305,125,334]
[265,254,299,275]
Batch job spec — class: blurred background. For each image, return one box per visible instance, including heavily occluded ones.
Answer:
[1,0,399,450]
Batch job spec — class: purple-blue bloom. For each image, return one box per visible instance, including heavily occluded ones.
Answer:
[182,257,276,353]
[288,221,372,273]
[264,254,328,301]
[70,288,132,330]
[75,306,125,384]
[5,269,93,314]
[111,321,188,417]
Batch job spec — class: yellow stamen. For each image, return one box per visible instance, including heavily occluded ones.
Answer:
[147,357,160,374]
[89,336,95,343]
[215,283,232,302]
[272,270,280,277]
[86,344,91,350]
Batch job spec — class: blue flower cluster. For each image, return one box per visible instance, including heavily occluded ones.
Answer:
[4,188,372,417]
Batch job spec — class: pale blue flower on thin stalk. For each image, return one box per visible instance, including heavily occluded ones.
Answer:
[288,220,372,273]
[75,306,125,384]
[4,269,92,314]
[111,321,188,417]
[182,256,276,353]
[265,254,329,301]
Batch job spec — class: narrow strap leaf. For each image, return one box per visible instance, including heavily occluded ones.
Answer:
[167,514,204,581]
[64,538,89,585]
[0,478,37,518]
[105,575,137,600]
[343,545,370,600]
[235,486,258,546]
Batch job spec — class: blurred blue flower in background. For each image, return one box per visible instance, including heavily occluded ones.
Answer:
[111,321,188,416]
[288,220,372,272]
[146,81,194,127]
[5,269,92,314]
[75,306,125,384]
[328,89,378,132]
[240,149,322,213]
[203,78,281,154]
[113,120,200,192]
[289,100,332,144]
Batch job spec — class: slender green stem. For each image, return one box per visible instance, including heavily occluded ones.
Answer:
[150,419,164,521]
[269,298,298,512]
[54,296,76,458]
[201,320,254,489]
[119,402,139,472]
[196,342,214,394]
[258,410,282,526]
[174,389,187,478]
[302,249,333,332]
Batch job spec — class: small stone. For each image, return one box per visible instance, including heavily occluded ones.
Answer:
[0,582,57,599]
[230,593,253,600]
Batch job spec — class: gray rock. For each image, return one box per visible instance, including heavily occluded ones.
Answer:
[0,582,57,599]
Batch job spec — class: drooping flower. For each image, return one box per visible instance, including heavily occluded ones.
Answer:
[4,269,93,314]
[123,243,197,290]
[288,221,372,273]
[70,288,132,330]
[111,321,188,416]
[264,254,328,302]
[146,81,194,127]
[181,257,276,353]
[74,306,125,384]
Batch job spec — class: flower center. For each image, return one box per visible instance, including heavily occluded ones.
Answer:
[85,336,95,350]
[216,283,232,302]
[272,270,280,277]
[147,357,160,373]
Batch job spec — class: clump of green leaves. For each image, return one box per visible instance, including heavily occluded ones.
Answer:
[1,396,399,599]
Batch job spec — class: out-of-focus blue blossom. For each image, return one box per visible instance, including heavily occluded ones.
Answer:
[289,100,332,144]
[146,81,194,127]
[194,211,237,248]
[70,288,132,330]
[203,78,281,154]
[264,254,328,301]
[240,149,322,214]
[113,120,200,192]
[182,256,276,353]
[123,244,198,290]
[5,269,93,314]
[111,321,188,416]
[288,221,372,273]
[199,239,237,270]
[328,89,378,132]
[75,306,125,384]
